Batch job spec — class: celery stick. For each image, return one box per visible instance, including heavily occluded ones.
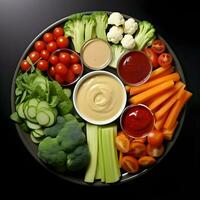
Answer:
[99,127,105,182]
[84,123,98,183]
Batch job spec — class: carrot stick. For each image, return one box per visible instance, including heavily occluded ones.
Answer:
[129,80,174,105]
[164,91,192,129]
[155,111,169,130]
[130,72,180,96]
[162,121,178,141]
[149,67,174,81]
[149,82,185,111]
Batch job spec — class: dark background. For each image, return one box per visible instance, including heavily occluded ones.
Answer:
[1,0,199,198]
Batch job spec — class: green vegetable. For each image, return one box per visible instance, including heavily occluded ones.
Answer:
[19,122,30,132]
[92,12,108,41]
[66,144,90,171]
[10,112,22,123]
[109,45,127,68]
[38,137,67,172]
[83,15,96,42]
[63,88,72,98]
[57,100,72,116]
[134,20,156,50]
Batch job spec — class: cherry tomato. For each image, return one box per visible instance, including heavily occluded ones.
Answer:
[43,32,54,43]
[29,51,40,63]
[121,156,139,173]
[36,60,49,71]
[147,144,164,157]
[49,66,56,77]
[133,136,146,144]
[56,36,69,48]
[55,63,68,76]
[70,53,80,64]
[129,141,146,158]
[55,74,65,84]
[147,129,164,147]
[53,27,64,38]
[158,53,173,68]
[115,134,130,153]
[20,60,30,71]
[46,41,57,52]
[59,52,71,65]
[49,54,59,65]
[143,48,159,68]
[70,63,82,75]
[65,70,75,83]
[138,156,156,167]
[34,40,46,52]
[152,39,166,54]
[40,50,50,60]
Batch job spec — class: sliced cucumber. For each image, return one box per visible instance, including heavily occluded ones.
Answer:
[63,88,72,98]
[37,108,55,127]
[37,101,49,110]
[27,106,37,119]
[36,111,50,126]
[28,98,39,107]
[26,120,41,130]
[17,103,26,119]
[31,130,42,138]
[30,133,42,144]
[24,102,37,123]
[34,129,44,136]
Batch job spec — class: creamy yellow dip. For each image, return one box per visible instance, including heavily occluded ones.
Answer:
[76,73,126,122]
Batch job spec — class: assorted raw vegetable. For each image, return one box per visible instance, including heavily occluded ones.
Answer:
[10,11,192,184]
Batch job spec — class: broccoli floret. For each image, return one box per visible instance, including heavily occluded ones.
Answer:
[57,121,86,152]
[92,12,108,41]
[64,13,85,53]
[38,137,67,172]
[134,20,156,50]
[66,144,90,171]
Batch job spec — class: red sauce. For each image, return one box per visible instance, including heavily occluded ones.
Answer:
[118,51,152,85]
[121,105,154,138]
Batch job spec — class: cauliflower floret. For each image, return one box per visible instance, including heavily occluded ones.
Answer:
[121,34,135,49]
[124,18,138,35]
[107,26,123,44]
[108,12,125,26]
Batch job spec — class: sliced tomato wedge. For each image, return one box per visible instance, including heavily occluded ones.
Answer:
[152,39,166,54]
[138,156,156,167]
[143,48,159,68]
[147,144,165,157]
[158,53,173,68]
[128,141,146,158]
[121,156,139,173]
[147,129,164,147]
[115,134,130,153]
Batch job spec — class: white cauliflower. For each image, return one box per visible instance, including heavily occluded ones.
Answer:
[108,12,125,26]
[124,18,138,35]
[107,26,123,44]
[121,34,135,49]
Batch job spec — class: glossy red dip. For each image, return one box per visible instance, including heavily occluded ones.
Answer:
[121,105,154,138]
[118,51,152,85]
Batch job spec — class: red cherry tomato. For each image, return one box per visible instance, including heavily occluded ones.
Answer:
[55,74,65,84]
[70,63,82,75]
[143,48,159,68]
[43,32,54,43]
[152,39,166,54]
[40,50,50,60]
[20,60,30,71]
[29,51,40,63]
[49,66,56,77]
[65,70,75,83]
[158,53,173,68]
[53,27,64,38]
[121,156,139,173]
[59,52,71,65]
[56,36,69,48]
[36,60,49,71]
[49,54,59,65]
[147,144,164,157]
[147,129,164,147]
[70,53,80,64]
[34,40,46,52]
[46,41,57,52]
[55,63,68,76]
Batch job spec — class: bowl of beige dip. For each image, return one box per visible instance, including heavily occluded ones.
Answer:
[73,71,127,125]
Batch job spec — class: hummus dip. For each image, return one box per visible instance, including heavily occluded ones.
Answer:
[75,72,126,123]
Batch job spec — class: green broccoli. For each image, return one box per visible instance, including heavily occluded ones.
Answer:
[64,14,85,53]
[57,121,86,152]
[134,20,156,50]
[66,144,90,171]
[38,137,67,172]
[92,12,108,41]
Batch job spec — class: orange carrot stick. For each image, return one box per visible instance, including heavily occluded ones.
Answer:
[164,91,192,129]
[149,67,174,81]
[162,121,178,141]
[130,72,180,96]
[129,80,174,105]
[155,111,169,130]
[149,82,185,111]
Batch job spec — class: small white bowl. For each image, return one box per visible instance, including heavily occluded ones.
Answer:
[73,71,127,125]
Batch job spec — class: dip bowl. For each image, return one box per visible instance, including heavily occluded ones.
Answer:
[73,71,127,125]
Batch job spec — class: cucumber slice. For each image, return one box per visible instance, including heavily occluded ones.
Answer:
[30,133,42,144]
[27,106,37,119]
[28,98,39,107]
[17,103,26,119]
[36,111,50,126]
[49,96,59,107]
[32,130,42,138]
[52,108,58,117]
[37,101,49,110]
[63,88,72,98]
[26,120,41,130]
[24,102,37,123]
[34,129,44,136]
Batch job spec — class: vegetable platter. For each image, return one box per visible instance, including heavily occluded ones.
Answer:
[10,11,192,186]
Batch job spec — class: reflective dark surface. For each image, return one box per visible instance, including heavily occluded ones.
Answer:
[1,0,199,197]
